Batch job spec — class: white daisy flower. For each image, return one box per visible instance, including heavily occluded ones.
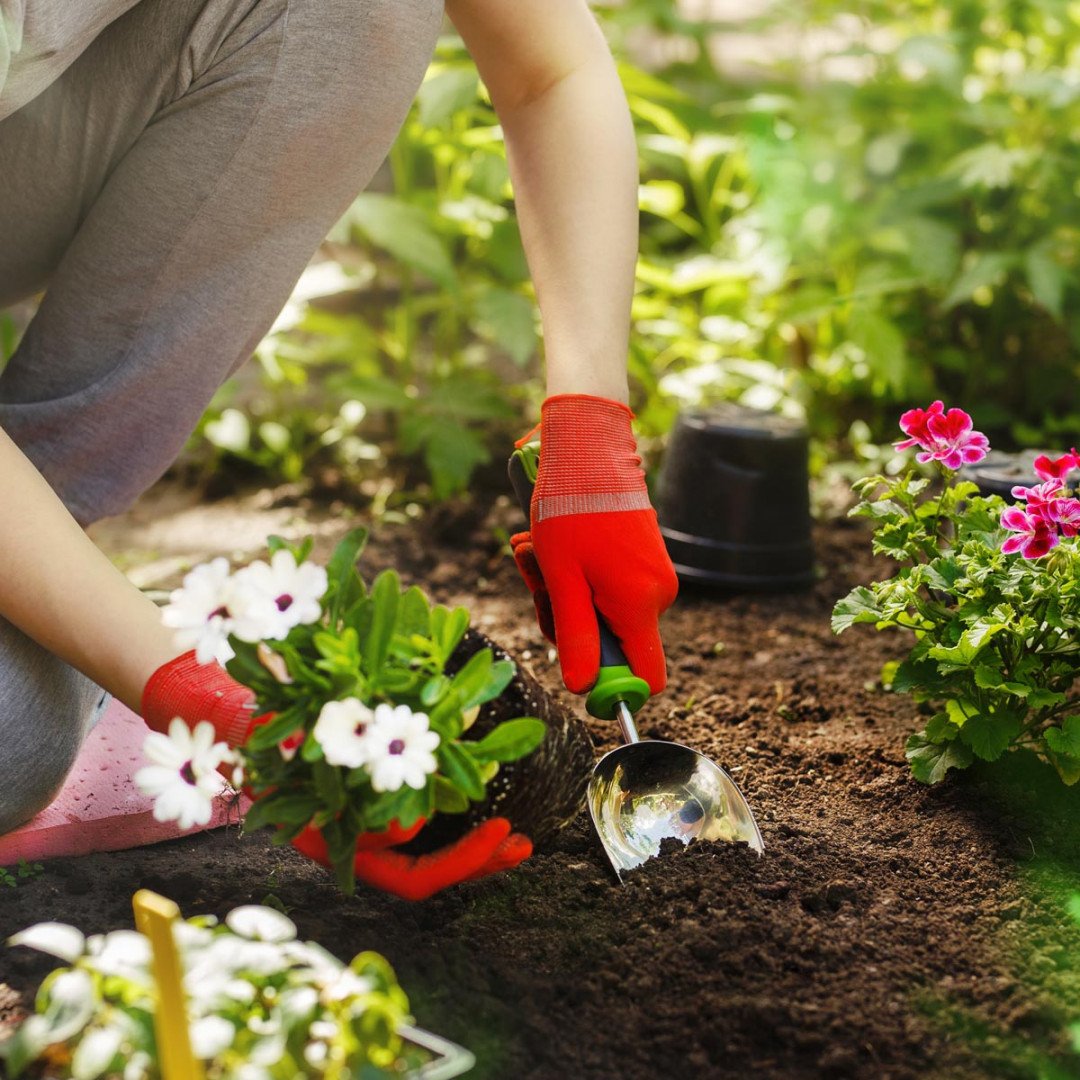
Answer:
[312,698,376,769]
[85,931,151,981]
[161,558,238,665]
[233,550,328,640]
[365,704,440,793]
[135,719,236,831]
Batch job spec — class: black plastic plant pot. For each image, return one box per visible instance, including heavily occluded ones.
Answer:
[657,404,814,591]
[958,450,1060,503]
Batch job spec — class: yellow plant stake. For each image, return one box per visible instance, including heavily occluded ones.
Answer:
[132,890,204,1080]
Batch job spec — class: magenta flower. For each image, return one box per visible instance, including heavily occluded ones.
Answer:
[1011,478,1066,519]
[1033,451,1079,483]
[894,401,989,470]
[1046,497,1080,539]
[1000,507,1059,559]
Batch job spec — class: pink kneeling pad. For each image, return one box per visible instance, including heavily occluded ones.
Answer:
[0,700,249,865]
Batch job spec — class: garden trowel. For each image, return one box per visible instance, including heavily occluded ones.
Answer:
[509,444,764,878]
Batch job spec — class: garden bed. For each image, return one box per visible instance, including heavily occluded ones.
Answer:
[2,487,1080,1080]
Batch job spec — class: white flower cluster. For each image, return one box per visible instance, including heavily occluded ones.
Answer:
[163,550,328,666]
[135,719,238,830]
[4,906,407,1080]
[313,701,440,792]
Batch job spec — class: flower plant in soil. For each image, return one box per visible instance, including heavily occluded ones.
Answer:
[833,401,1080,785]
[146,527,545,894]
[0,904,416,1079]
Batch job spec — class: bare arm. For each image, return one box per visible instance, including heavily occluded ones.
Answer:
[0,425,179,711]
[445,0,638,404]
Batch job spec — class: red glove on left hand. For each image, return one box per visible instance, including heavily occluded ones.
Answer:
[141,653,532,899]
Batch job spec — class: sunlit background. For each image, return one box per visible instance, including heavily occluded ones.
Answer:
[6,0,1076,506]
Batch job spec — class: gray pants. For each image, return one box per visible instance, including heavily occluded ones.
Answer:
[0,0,443,834]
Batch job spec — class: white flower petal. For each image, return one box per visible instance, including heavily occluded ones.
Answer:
[8,923,86,962]
[191,1015,236,1059]
[226,905,297,943]
[71,1025,124,1080]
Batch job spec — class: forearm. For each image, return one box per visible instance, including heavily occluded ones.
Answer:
[446,0,639,404]
[0,425,179,711]
[499,56,638,404]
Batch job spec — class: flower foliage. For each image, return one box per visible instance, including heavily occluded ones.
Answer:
[158,529,545,895]
[0,906,417,1079]
[834,406,1080,785]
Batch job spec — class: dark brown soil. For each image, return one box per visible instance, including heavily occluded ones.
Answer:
[4,493,1080,1080]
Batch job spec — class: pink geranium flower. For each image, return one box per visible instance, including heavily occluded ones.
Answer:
[1046,497,1080,539]
[894,401,989,470]
[1011,478,1066,520]
[1000,507,1059,559]
[1033,451,1079,483]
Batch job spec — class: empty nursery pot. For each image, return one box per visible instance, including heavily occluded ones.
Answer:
[959,450,1062,502]
[657,404,814,590]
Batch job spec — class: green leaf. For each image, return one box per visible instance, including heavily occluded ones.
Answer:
[924,711,960,743]
[365,570,401,677]
[245,703,310,753]
[1028,688,1067,711]
[420,675,451,707]
[344,194,458,294]
[417,67,479,127]
[325,528,369,626]
[1024,239,1066,320]
[468,718,545,764]
[432,775,470,814]
[943,252,1016,310]
[957,710,1022,761]
[906,732,974,784]
[437,741,486,803]
[397,586,431,643]
[472,288,537,367]
[847,307,910,394]
[432,606,470,662]
[1045,716,1080,759]
[425,420,490,499]
[944,143,1032,190]
[928,623,1007,669]
[831,586,883,633]
[242,791,321,833]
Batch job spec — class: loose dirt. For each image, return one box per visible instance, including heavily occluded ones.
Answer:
[3,486,1080,1080]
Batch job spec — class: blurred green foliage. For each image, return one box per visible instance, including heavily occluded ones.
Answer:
[194,0,1080,500]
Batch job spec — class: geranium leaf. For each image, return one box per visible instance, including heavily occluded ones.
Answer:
[906,732,973,783]
[1045,716,1080,759]
[957,711,1021,761]
[831,587,882,633]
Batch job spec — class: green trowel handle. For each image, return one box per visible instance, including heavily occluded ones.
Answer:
[508,446,651,723]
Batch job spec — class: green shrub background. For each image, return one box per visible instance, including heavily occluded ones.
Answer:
[186,0,1080,500]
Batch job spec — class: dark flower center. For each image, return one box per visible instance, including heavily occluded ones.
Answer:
[354,723,367,737]
[275,594,294,612]
[180,761,197,786]
[388,739,406,756]
[209,606,230,620]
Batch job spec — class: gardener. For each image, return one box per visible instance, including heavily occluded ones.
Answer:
[0,0,679,894]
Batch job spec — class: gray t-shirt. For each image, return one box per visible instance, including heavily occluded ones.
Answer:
[0,0,140,120]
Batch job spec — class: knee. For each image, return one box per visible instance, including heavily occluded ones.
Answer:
[0,632,101,836]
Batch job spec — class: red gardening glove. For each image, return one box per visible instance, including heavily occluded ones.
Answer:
[517,394,679,696]
[142,653,532,898]
[510,530,556,644]
[292,818,532,902]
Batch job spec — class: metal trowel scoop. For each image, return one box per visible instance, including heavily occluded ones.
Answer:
[509,444,764,878]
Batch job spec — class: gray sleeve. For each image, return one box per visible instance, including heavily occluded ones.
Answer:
[0,0,140,120]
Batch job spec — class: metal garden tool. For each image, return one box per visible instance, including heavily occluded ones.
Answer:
[509,444,764,878]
